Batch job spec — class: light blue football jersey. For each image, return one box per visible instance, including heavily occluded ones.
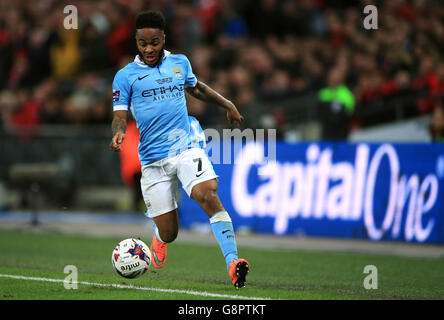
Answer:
[188,115,206,149]
[112,50,200,165]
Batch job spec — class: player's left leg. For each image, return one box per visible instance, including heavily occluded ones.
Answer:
[178,147,250,288]
[191,179,250,289]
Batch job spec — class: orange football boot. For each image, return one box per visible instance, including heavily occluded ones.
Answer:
[228,258,250,289]
[150,233,167,269]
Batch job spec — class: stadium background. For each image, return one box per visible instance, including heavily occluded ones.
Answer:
[1,0,444,245]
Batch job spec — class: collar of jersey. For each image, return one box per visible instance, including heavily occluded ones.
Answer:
[134,50,171,67]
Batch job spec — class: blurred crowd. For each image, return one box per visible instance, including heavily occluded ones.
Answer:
[0,0,443,140]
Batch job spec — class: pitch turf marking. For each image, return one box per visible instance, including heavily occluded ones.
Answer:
[0,274,271,300]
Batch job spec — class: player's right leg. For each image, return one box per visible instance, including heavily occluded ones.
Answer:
[151,209,179,268]
[140,160,179,269]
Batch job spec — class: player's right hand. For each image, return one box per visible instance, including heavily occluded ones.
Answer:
[110,131,125,152]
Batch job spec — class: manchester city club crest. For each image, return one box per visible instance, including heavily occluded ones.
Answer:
[172,66,183,78]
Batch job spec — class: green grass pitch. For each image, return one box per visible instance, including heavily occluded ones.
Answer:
[0,229,443,300]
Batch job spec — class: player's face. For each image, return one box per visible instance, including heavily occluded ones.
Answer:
[135,28,165,66]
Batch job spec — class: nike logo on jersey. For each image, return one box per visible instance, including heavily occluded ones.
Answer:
[222,230,230,234]
[138,74,150,80]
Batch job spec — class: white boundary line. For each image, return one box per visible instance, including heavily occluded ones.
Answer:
[0,274,271,300]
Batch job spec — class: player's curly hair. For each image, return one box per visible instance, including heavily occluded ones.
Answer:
[135,11,165,30]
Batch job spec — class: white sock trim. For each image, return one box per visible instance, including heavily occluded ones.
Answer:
[209,211,232,224]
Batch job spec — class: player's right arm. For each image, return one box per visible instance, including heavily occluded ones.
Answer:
[110,69,131,152]
[110,110,128,152]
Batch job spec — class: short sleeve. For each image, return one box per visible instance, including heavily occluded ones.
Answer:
[183,56,198,88]
[112,69,131,111]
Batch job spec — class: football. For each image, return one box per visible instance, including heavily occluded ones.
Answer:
[111,238,151,279]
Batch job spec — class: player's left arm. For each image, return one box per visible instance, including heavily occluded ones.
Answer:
[185,81,244,127]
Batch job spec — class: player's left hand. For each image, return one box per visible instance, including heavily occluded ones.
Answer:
[226,104,244,127]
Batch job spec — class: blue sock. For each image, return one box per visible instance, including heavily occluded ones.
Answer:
[153,224,166,243]
[210,211,238,270]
